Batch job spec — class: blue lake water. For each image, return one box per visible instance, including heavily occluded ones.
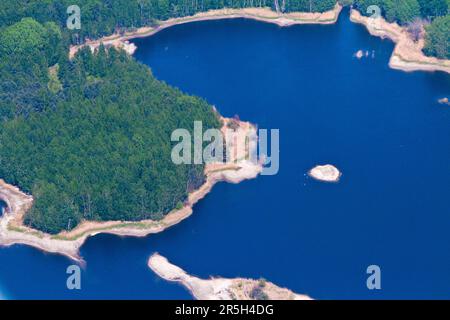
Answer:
[1,9,449,299]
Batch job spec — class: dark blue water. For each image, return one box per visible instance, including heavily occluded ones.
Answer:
[1,9,449,299]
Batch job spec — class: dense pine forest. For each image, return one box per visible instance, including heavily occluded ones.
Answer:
[0,0,337,43]
[0,0,449,233]
[0,12,220,233]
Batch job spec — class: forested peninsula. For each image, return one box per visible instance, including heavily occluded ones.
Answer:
[0,1,340,236]
[0,0,449,246]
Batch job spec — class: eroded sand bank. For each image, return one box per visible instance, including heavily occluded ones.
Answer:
[0,117,262,262]
[350,9,450,74]
[148,253,312,300]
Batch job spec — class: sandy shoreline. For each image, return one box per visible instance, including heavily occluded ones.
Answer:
[69,5,449,74]
[350,9,450,74]
[148,253,312,300]
[0,117,262,263]
[69,4,342,58]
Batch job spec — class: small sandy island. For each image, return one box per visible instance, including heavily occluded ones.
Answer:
[308,164,341,183]
[350,9,450,74]
[69,4,342,58]
[354,49,365,59]
[148,253,312,300]
[438,97,449,106]
[0,117,262,263]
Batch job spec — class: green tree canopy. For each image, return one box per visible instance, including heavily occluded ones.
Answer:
[0,16,221,234]
[383,0,421,25]
[418,0,448,18]
[0,18,48,56]
[424,15,450,59]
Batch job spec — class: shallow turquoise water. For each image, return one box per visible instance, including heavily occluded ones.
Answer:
[1,9,449,299]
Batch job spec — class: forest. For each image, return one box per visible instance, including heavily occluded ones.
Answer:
[0,0,336,43]
[0,0,449,233]
[0,17,220,234]
[0,1,448,55]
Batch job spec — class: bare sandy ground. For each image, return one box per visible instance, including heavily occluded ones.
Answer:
[69,4,342,58]
[308,164,341,182]
[148,253,312,300]
[0,117,262,263]
[350,9,450,74]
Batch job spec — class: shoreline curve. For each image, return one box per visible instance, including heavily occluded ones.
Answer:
[69,4,343,58]
[0,117,262,263]
[0,4,344,263]
[70,5,449,74]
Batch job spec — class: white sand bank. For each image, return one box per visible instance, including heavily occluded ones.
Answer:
[148,253,312,300]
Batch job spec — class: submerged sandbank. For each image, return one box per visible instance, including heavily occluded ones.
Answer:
[0,117,262,263]
[148,253,312,300]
